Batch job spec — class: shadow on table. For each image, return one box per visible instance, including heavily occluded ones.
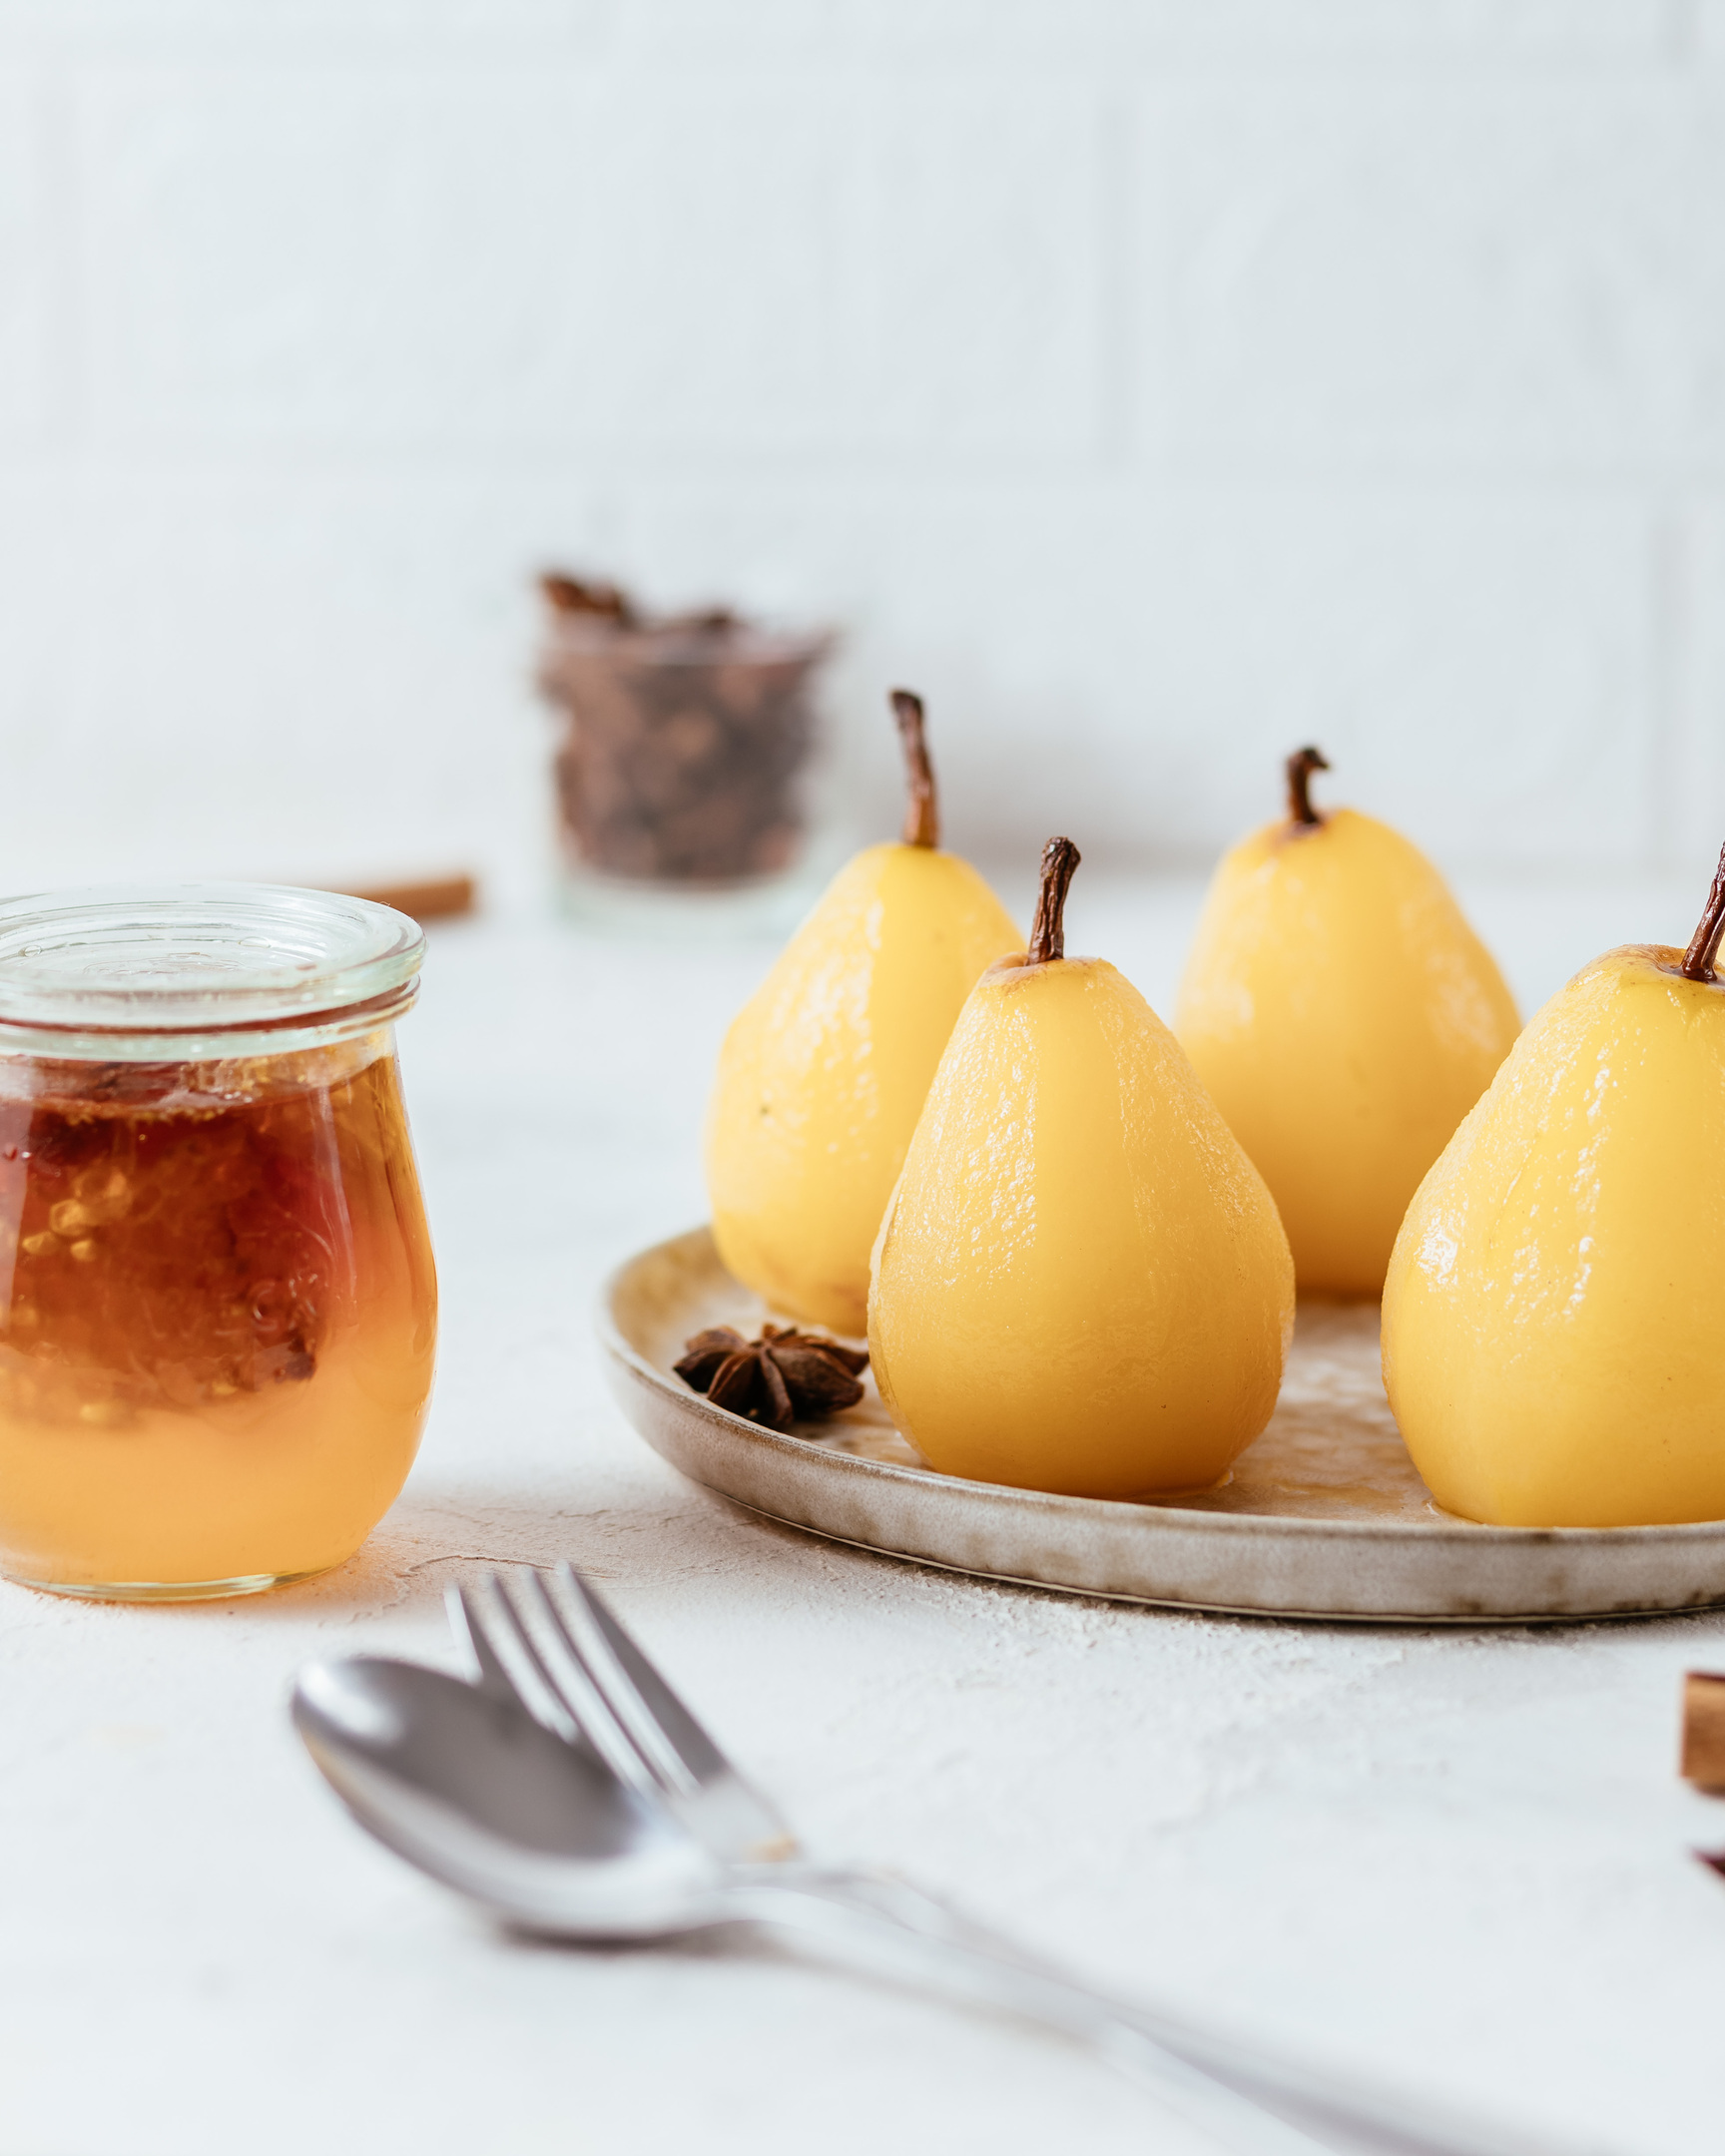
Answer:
[220,1472,1725,1648]
[236,1474,757,1621]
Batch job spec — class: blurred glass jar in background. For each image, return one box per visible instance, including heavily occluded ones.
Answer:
[537,573,835,929]
[0,886,437,1600]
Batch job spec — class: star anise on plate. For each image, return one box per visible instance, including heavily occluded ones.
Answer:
[673,1323,868,1432]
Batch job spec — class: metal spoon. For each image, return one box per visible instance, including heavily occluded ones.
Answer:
[292,1654,1584,2156]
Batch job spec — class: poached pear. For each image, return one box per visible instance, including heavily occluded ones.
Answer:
[868,837,1294,1500]
[1383,846,1725,1527]
[706,690,1019,1336]
[1175,749,1520,1300]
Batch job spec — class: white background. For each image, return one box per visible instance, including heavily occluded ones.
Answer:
[3,0,1724,911]
[6,21,1725,2153]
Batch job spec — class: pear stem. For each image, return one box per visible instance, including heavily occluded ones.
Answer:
[1681,840,1725,982]
[1286,745,1330,827]
[890,689,939,849]
[1027,836,1081,965]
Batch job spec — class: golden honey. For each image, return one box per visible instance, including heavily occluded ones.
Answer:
[0,1040,435,1594]
[0,883,437,1598]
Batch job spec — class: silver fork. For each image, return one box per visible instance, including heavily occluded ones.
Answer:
[447,1564,1577,2156]
[448,1565,791,1864]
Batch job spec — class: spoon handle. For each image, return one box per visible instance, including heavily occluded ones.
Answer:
[724,1866,1583,2156]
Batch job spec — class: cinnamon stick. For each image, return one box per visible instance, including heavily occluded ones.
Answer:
[1681,1671,1725,1791]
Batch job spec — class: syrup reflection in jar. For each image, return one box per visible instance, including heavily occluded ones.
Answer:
[0,887,437,1599]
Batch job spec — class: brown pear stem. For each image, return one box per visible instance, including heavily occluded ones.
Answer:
[1286,745,1330,826]
[540,570,636,626]
[890,689,939,849]
[1027,836,1081,965]
[1681,840,1725,981]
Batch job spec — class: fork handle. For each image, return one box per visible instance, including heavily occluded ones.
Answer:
[723,1866,1576,2156]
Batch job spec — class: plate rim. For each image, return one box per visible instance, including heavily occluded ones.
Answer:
[596,1225,1725,1555]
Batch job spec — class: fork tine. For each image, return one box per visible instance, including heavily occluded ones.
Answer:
[470,1573,655,1800]
[510,1568,683,1801]
[445,1582,519,1702]
[463,1573,580,1745]
[529,1569,699,1800]
[553,1561,733,1789]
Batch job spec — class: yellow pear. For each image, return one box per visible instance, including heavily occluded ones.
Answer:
[1175,748,1520,1299]
[706,690,1020,1335]
[868,837,1294,1500]
[1383,847,1725,1527]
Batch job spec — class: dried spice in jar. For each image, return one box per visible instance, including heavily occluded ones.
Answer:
[537,573,833,888]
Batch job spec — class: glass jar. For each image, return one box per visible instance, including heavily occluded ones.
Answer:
[0,885,437,1601]
[537,579,835,931]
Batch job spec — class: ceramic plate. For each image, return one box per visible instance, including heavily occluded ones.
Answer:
[598,1228,1725,1623]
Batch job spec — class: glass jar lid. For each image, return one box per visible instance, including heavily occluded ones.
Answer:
[0,884,425,1060]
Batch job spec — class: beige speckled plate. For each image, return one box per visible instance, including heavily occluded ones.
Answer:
[598,1227,1725,1623]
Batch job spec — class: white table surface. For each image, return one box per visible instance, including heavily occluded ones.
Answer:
[5,871,1723,2156]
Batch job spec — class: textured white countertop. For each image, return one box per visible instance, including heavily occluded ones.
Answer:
[4,874,1723,2156]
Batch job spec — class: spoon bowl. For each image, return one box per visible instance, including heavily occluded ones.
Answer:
[292,1657,721,1936]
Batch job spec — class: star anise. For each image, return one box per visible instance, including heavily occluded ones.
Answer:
[673,1323,868,1432]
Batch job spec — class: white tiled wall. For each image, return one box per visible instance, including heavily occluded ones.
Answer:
[0,0,1717,905]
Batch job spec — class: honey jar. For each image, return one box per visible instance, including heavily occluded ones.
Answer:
[0,886,437,1599]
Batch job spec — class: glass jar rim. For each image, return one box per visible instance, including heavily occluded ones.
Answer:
[0,883,425,1061]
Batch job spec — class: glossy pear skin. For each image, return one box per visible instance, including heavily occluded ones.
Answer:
[868,954,1294,1500]
[1383,946,1725,1527]
[707,842,1020,1336]
[1176,808,1519,1299]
